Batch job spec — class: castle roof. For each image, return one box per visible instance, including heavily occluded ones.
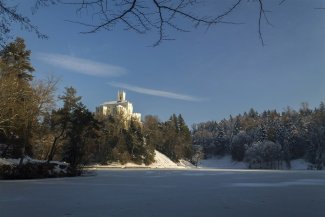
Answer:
[100,100,129,106]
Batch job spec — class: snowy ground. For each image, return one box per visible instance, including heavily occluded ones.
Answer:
[91,150,193,169]
[0,157,67,167]
[0,153,311,172]
[90,151,310,170]
[0,157,69,176]
[290,159,310,170]
[1,169,325,217]
[198,156,311,170]
[198,155,248,169]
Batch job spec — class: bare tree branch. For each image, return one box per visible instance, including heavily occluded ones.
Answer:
[62,0,245,46]
[0,0,291,46]
[257,0,274,46]
[0,1,47,46]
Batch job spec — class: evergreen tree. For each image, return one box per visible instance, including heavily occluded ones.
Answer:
[177,114,193,160]
[254,124,267,142]
[63,105,97,168]
[231,131,252,161]
[143,115,163,152]
[0,37,34,81]
[94,112,155,165]
[46,87,80,162]
[127,118,145,164]
[305,103,325,169]
[0,38,37,158]
[158,114,193,162]
[46,87,98,172]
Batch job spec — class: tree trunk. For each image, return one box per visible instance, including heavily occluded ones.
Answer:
[47,127,65,163]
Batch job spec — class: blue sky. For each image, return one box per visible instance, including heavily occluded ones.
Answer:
[12,0,325,126]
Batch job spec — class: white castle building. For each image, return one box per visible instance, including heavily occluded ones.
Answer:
[96,90,141,122]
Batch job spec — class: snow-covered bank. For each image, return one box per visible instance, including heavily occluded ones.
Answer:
[0,157,67,167]
[198,155,312,170]
[198,156,248,169]
[0,154,314,174]
[290,159,310,170]
[0,157,70,179]
[89,152,314,170]
[91,150,193,169]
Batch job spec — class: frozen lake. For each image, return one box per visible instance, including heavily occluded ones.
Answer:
[1,169,325,217]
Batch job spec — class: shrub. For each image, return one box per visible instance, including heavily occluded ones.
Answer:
[0,162,71,179]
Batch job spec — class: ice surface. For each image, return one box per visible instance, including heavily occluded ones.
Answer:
[232,179,325,187]
[1,169,325,217]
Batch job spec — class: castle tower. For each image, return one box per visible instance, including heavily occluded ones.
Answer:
[96,90,141,123]
[117,90,126,102]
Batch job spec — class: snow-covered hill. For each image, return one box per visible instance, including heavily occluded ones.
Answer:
[150,150,181,168]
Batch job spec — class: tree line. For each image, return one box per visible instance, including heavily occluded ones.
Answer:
[0,38,193,176]
[192,104,325,169]
[2,37,323,174]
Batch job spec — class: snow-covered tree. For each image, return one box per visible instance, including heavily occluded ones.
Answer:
[245,141,282,169]
[230,131,252,161]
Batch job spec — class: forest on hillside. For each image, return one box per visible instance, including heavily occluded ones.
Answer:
[192,104,325,169]
[0,38,192,178]
[1,38,324,180]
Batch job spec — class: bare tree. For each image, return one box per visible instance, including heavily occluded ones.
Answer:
[0,0,47,47]
[0,0,291,46]
[30,76,59,159]
[64,0,245,46]
[0,73,19,135]
[32,75,58,117]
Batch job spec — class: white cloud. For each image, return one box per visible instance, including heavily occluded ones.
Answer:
[108,82,205,102]
[36,53,126,77]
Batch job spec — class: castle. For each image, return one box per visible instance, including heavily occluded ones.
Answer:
[96,90,141,122]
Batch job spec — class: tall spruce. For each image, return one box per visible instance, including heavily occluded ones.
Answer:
[0,38,36,159]
[47,87,98,172]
